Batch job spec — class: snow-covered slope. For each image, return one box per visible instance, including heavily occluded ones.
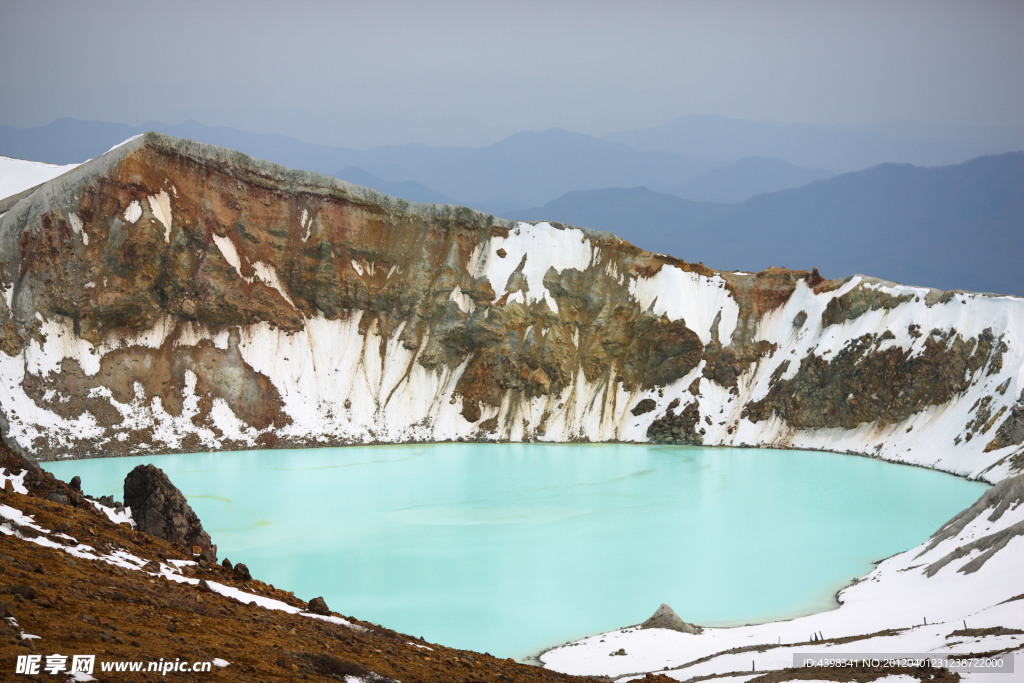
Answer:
[0,133,1020,487]
[542,474,1024,681]
[0,155,79,201]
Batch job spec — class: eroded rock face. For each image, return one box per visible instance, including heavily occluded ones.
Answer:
[921,474,1024,576]
[0,133,1021,482]
[123,464,213,556]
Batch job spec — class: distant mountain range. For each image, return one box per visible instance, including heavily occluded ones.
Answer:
[2,118,1020,295]
[515,152,1024,296]
[0,119,708,209]
[332,166,455,205]
[3,116,1022,210]
[656,156,835,203]
[606,114,1024,170]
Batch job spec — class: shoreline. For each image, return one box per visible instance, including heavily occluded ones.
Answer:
[39,441,993,671]
[35,436,1006,484]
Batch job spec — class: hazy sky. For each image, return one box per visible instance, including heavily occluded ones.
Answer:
[2,0,1022,147]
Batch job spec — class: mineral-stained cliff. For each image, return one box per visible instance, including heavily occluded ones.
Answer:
[1,133,1021,481]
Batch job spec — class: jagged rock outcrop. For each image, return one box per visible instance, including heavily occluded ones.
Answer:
[0,133,1021,482]
[123,463,214,556]
[639,603,703,634]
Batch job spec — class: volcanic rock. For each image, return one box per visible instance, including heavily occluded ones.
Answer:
[0,132,1020,482]
[122,464,214,557]
[308,596,330,615]
[639,603,703,634]
[233,562,251,582]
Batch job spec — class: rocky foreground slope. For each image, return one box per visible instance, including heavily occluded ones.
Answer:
[0,443,598,683]
[0,133,1022,484]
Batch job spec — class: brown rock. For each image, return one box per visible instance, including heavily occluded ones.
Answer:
[10,585,37,600]
[233,563,251,582]
[307,596,330,615]
[631,398,656,416]
[123,465,214,558]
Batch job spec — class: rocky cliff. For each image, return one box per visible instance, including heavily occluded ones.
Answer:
[1,133,1021,482]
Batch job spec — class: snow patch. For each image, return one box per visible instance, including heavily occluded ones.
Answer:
[147,190,173,242]
[88,499,135,528]
[212,234,246,278]
[628,265,740,345]
[483,222,594,309]
[105,134,144,153]
[252,261,297,309]
[449,285,474,314]
[67,212,88,245]
[0,155,80,200]
[0,468,28,494]
[123,200,142,224]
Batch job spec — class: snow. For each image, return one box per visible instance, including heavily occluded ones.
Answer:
[0,468,28,494]
[105,134,144,153]
[251,261,297,309]
[481,222,595,312]
[541,479,1024,679]
[3,260,1020,471]
[67,212,88,244]
[212,233,243,273]
[0,503,48,531]
[449,285,474,314]
[212,234,297,309]
[88,499,135,527]
[0,156,79,201]
[123,200,142,223]
[628,264,740,345]
[147,190,173,242]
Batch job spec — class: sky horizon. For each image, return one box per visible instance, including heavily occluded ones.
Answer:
[2,0,1023,149]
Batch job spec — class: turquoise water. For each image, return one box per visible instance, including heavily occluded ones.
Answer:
[44,444,986,659]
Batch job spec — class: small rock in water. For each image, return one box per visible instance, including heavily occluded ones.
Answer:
[639,603,703,634]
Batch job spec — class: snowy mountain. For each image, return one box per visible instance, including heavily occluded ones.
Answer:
[0,133,1020,487]
[1,132,1022,681]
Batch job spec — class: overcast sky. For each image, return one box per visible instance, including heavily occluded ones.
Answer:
[2,0,1022,148]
